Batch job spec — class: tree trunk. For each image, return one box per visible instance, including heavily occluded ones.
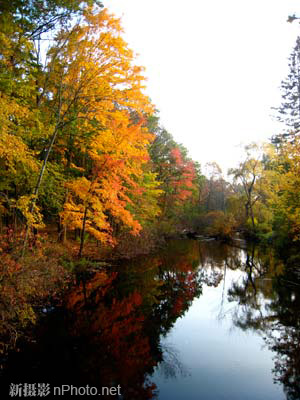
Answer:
[249,203,255,229]
[21,124,60,257]
[78,205,88,258]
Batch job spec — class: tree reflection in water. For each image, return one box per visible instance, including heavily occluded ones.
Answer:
[1,239,300,399]
[226,243,300,400]
[1,240,204,399]
[158,343,189,380]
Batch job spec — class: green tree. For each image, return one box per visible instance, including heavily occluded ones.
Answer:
[272,36,300,146]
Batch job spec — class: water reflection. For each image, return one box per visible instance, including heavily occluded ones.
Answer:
[227,244,300,400]
[1,240,300,399]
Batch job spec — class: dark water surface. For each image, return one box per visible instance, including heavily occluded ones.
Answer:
[1,240,300,399]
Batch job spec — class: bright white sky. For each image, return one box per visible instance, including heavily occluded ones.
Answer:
[102,0,300,175]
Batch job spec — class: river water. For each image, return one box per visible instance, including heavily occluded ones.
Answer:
[1,239,300,399]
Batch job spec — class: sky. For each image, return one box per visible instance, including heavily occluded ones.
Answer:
[102,0,300,175]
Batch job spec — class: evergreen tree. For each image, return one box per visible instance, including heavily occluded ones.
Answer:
[272,36,300,146]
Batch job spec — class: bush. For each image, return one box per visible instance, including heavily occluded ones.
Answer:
[204,211,237,240]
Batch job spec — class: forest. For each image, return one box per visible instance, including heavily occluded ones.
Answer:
[1,0,300,374]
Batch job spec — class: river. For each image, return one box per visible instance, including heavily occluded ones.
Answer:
[1,239,300,399]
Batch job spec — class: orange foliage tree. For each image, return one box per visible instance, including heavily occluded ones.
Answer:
[60,112,161,256]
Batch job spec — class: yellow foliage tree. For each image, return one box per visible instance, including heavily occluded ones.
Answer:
[60,112,159,256]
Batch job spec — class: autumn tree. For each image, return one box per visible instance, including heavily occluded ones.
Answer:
[60,112,160,256]
[268,135,300,242]
[228,144,264,230]
[7,6,157,254]
[148,124,198,231]
[0,1,102,240]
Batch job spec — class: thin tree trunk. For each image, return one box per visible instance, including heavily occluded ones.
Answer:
[249,203,255,229]
[63,225,67,243]
[21,124,61,256]
[78,205,88,258]
[21,72,65,257]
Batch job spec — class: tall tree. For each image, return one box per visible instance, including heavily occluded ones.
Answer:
[228,144,264,230]
[18,7,154,252]
[272,36,300,145]
[60,112,157,257]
